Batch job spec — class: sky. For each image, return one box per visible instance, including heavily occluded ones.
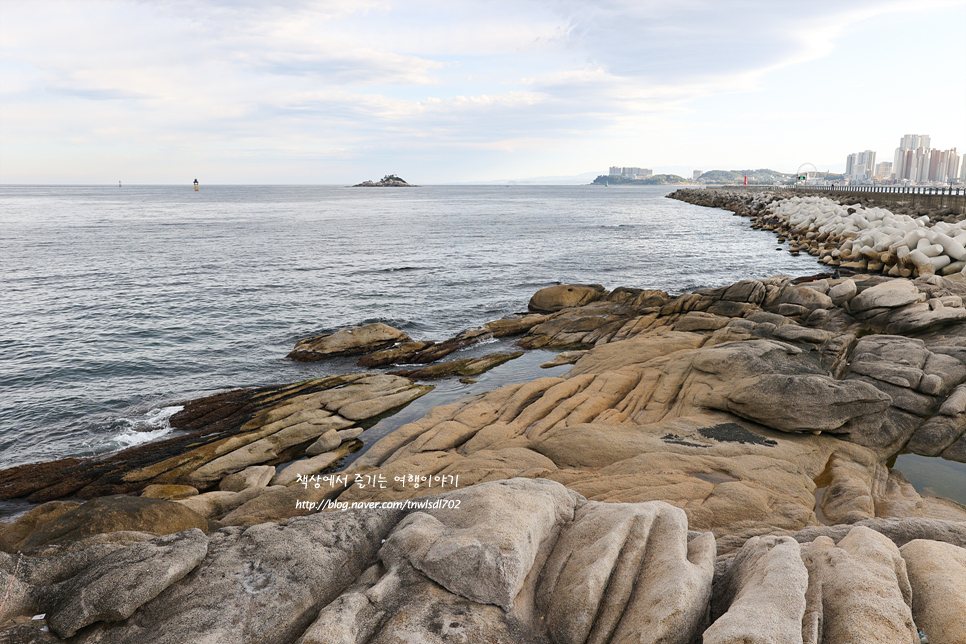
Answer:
[1,0,964,184]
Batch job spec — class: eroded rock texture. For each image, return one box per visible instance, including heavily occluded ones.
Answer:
[1,479,961,643]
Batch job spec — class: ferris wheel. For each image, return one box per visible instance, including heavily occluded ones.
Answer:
[796,163,817,185]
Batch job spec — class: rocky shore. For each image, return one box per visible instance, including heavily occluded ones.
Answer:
[1,192,965,642]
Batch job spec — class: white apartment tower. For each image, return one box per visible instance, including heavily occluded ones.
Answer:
[893,134,930,181]
[846,150,876,179]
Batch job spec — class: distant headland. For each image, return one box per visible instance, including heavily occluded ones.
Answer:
[592,173,691,185]
[352,174,418,187]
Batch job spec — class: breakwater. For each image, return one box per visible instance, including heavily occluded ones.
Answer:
[709,184,965,215]
[670,188,966,279]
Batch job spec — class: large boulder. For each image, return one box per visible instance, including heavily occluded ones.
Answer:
[848,279,922,313]
[382,478,576,611]
[46,529,209,638]
[19,496,208,552]
[528,284,606,312]
[288,323,411,361]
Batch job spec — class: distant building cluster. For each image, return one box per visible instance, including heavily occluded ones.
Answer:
[609,166,653,179]
[845,134,962,185]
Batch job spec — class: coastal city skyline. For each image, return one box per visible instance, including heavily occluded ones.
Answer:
[1,1,964,185]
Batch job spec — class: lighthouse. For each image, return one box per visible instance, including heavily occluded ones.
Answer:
[193,179,199,191]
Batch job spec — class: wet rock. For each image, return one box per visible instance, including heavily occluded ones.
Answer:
[528,284,606,313]
[18,496,208,553]
[355,341,435,367]
[389,351,523,380]
[0,375,428,504]
[46,529,209,638]
[483,314,550,337]
[407,329,493,363]
[288,323,411,362]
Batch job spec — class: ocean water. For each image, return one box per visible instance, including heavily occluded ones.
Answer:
[0,184,862,472]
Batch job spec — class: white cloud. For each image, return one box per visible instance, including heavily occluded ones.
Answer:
[0,0,963,183]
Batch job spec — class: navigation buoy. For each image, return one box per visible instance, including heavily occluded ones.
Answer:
[193,179,199,191]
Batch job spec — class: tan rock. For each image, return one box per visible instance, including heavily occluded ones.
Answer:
[355,341,434,367]
[528,284,606,312]
[304,429,341,456]
[705,535,807,644]
[270,441,357,486]
[288,323,411,361]
[139,484,198,500]
[174,486,275,519]
[0,501,81,552]
[217,465,275,492]
[536,499,715,644]
[483,314,549,336]
[849,279,921,313]
[828,278,857,306]
[801,527,918,644]
[381,478,576,611]
[186,414,354,487]
[19,496,208,552]
[900,539,966,644]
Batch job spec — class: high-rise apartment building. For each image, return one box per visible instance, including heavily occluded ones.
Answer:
[608,167,653,179]
[846,150,876,179]
[874,162,893,179]
[931,149,960,183]
[899,134,931,150]
[893,134,931,181]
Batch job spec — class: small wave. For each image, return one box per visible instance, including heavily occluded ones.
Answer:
[108,405,183,450]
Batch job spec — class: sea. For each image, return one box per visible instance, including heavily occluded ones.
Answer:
[1,184,962,511]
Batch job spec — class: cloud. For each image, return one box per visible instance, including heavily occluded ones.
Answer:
[1,0,963,182]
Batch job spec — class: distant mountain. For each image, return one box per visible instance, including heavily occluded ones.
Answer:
[591,174,691,186]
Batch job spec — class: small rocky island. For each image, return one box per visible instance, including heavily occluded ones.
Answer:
[351,174,417,187]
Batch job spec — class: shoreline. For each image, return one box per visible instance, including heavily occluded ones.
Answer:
[1,189,965,641]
